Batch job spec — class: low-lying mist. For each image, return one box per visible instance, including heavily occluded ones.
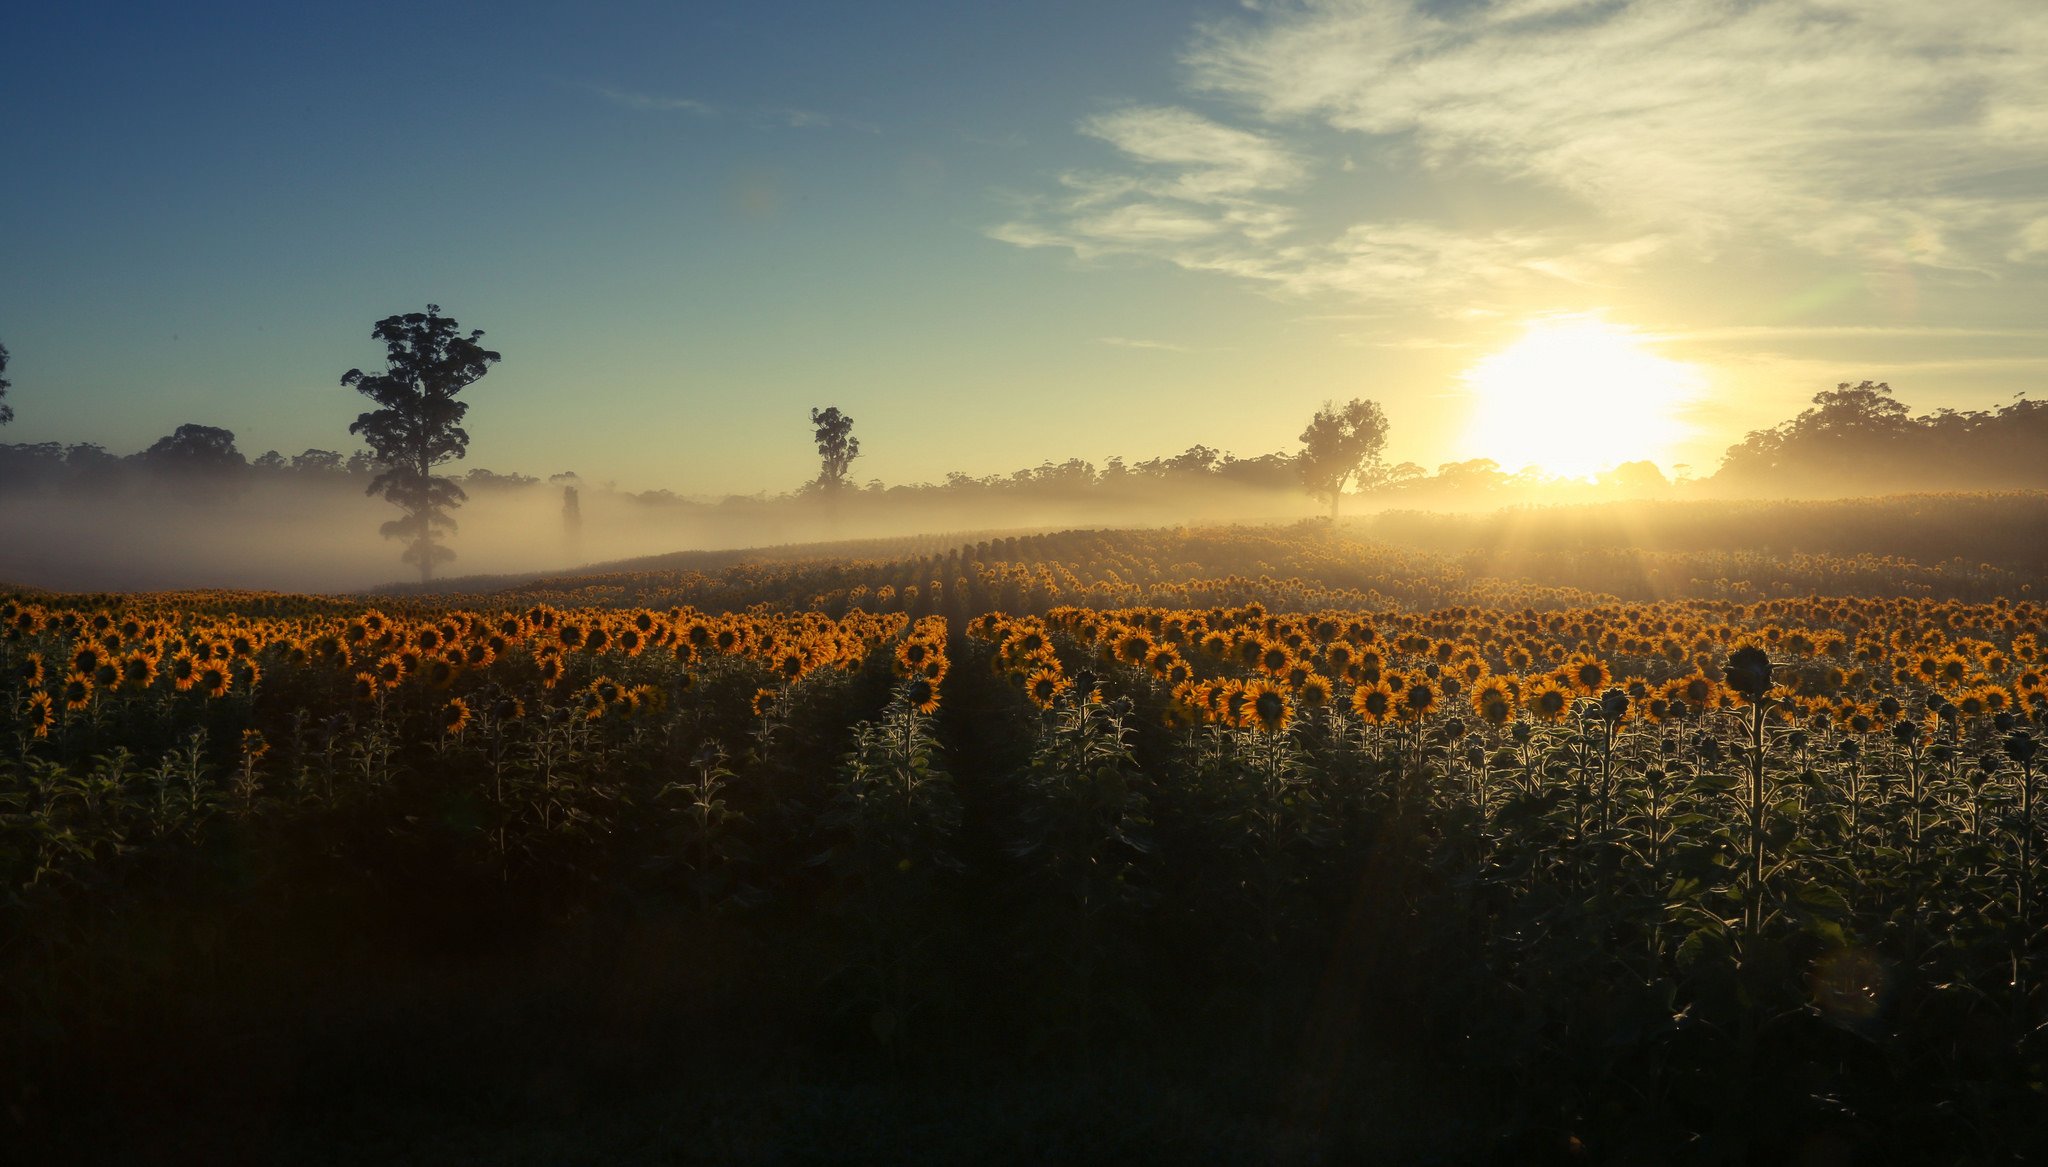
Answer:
[0,477,1325,593]
[9,469,2044,597]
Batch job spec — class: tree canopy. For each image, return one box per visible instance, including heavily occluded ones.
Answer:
[342,305,501,583]
[810,406,860,493]
[1297,398,1389,521]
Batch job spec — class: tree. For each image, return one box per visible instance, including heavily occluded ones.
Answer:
[143,423,246,474]
[811,406,860,493]
[292,449,347,475]
[1717,381,1910,486]
[341,305,501,584]
[1297,398,1389,522]
[0,341,12,425]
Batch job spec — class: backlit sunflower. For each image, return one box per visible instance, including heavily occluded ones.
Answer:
[1469,678,1516,727]
[1398,678,1438,721]
[1026,667,1068,710]
[196,663,232,699]
[1524,676,1572,724]
[25,689,56,738]
[1351,681,1396,725]
[62,671,93,712]
[121,653,157,689]
[1243,679,1290,734]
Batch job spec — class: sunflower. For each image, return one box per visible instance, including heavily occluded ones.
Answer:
[374,654,408,689]
[16,652,46,689]
[1524,676,1572,724]
[440,698,473,736]
[1297,673,1333,708]
[1562,654,1610,696]
[906,678,940,715]
[1397,679,1438,721]
[1469,678,1516,727]
[420,657,459,691]
[536,653,565,687]
[1671,671,1721,711]
[62,671,93,712]
[1115,632,1153,666]
[1351,681,1396,725]
[1726,646,1776,704]
[1026,667,1068,710]
[1008,628,1050,658]
[241,729,270,762]
[350,672,379,702]
[1259,643,1294,677]
[196,663,231,699]
[24,689,56,738]
[121,653,157,689]
[72,644,106,677]
[1243,679,1291,734]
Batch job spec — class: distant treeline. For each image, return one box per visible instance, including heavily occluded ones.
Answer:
[0,425,557,499]
[4,381,2044,507]
[1715,381,2048,493]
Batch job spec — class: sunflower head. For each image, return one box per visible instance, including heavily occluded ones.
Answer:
[1726,646,1776,703]
[1026,667,1068,711]
[25,690,56,737]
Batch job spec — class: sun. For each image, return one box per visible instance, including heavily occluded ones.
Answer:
[1459,315,1703,479]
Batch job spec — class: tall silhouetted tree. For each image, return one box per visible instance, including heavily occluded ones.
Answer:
[1298,398,1388,521]
[342,305,501,584]
[0,341,13,425]
[811,406,859,493]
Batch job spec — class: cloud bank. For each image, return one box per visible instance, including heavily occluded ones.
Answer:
[994,0,2048,310]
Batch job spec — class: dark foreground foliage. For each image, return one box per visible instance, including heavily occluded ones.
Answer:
[4,586,2046,1164]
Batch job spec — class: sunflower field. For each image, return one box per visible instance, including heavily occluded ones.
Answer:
[5,520,2047,1161]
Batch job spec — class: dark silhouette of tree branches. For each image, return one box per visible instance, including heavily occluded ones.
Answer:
[341,305,501,584]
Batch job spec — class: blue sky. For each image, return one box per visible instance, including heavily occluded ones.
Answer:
[5,1,2046,493]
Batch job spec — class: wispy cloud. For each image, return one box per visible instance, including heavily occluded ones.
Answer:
[591,86,878,133]
[592,85,717,117]
[994,1,2048,309]
[1659,325,2048,344]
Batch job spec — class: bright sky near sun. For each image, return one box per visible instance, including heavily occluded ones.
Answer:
[4,1,2047,493]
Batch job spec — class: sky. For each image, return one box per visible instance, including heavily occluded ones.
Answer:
[4,0,2046,495]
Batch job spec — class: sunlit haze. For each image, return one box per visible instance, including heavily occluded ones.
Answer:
[1460,317,1705,479]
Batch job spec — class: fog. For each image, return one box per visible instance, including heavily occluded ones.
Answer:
[0,476,1328,594]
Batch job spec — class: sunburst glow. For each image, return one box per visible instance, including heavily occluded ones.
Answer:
[1459,316,1703,479]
